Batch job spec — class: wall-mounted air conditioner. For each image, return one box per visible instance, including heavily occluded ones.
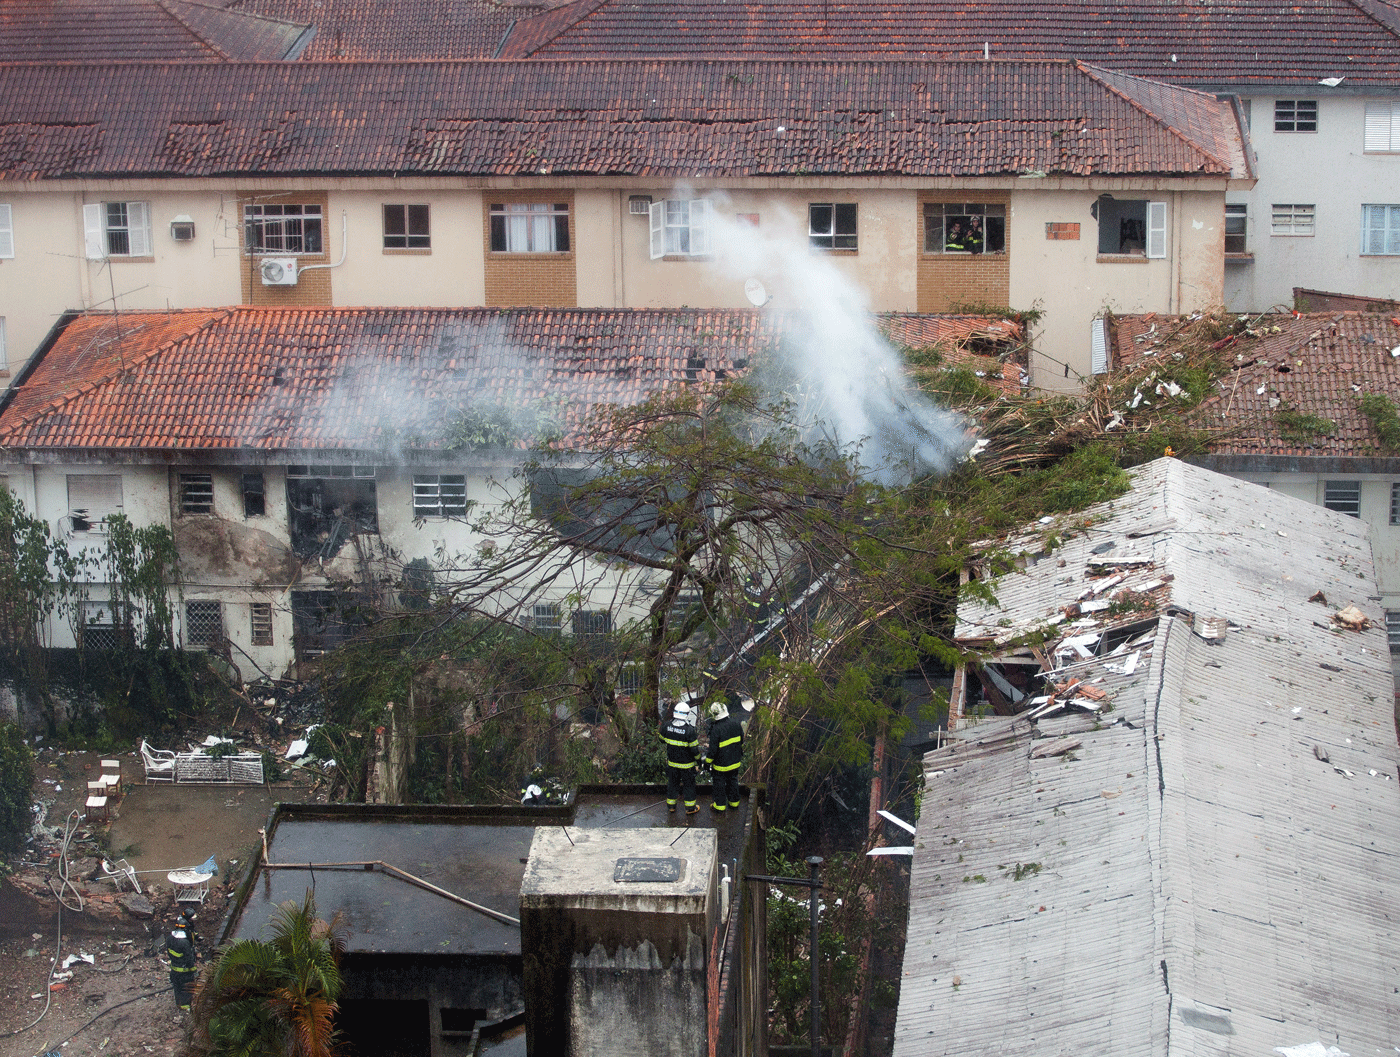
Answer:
[628,195,653,215]
[260,257,298,286]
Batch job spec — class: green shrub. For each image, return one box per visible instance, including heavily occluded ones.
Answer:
[0,723,34,856]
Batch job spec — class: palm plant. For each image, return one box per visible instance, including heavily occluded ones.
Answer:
[187,890,347,1057]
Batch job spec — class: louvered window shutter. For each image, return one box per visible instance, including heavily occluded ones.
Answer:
[1147,202,1167,259]
[649,201,665,260]
[0,204,12,259]
[67,474,124,526]
[1090,317,1109,375]
[126,202,151,257]
[689,199,711,255]
[83,204,105,259]
[1365,103,1391,151]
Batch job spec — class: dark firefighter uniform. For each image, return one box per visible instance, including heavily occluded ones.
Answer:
[662,706,700,814]
[168,916,198,1011]
[705,702,744,813]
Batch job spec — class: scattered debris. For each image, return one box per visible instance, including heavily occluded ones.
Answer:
[1331,605,1371,630]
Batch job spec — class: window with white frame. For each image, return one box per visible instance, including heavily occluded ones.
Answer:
[1390,482,1400,525]
[1364,101,1400,152]
[179,473,214,515]
[80,600,118,650]
[250,602,274,646]
[1274,99,1317,132]
[185,600,224,647]
[572,609,612,638]
[83,202,152,258]
[1225,204,1248,253]
[532,603,562,634]
[1387,610,1400,652]
[383,204,430,249]
[67,474,123,532]
[1361,205,1400,255]
[809,203,858,250]
[1323,479,1361,517]
[649,199,711,258]
[0,204,12,258]
[413,474,468,517]
[1271,204,1315,236]
[489,203,569,253]
[244,203,323,254]
[923,203,1006,254]
[1096,198,1166,256]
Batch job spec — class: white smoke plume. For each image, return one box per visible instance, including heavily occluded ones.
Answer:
[704,195,970,482]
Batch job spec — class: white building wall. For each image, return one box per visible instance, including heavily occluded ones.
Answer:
[1225,93,1400,312]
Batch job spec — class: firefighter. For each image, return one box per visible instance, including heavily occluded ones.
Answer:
[662,698,701,814]
[167,910,198,1011]
[705,697,744,814]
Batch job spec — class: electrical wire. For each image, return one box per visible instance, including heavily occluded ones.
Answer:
[36,985,174,1056]
[48,810,84,912]
[1,897,62,1039]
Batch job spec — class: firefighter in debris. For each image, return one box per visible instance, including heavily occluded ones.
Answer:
[705,694,745,814]
[167,911,199,1011]
[662,698,701,814]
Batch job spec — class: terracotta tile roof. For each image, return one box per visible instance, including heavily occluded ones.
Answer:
[0,307,1015,452]
[225,0,543,59]
[881,313,1027,396]
[0,0,312,62]
[0,59,1244,180]
[1112,312,1400,458]
[499,0,1400,87]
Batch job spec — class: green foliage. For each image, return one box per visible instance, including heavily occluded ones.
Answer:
[1275,404,1337,445]
[189,891,346,1057]
[0,723,34,856]
[1360,394,1400,452]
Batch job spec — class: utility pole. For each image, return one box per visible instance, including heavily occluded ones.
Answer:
[745,855,825,1057]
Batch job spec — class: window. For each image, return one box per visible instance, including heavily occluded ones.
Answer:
[413,474,467,517]
[286,465,378,559]
[179,473,213,515]
[1387,610,1400,652]
[1096,199,1166,257]
[532,603,562,634]
[649,199,711,258]
[242,473,265,518]
[250,602,274,646]
[81,600,118,651]
[1323,480,1361,517]
[490,203,569,253]
[924,203,1006,254]
[572,610,612,639]
[0,203,11,258]
[83,202,151,258]
[1391,482,1400,525]
[244,203,322,254]
[185,600,224,647]
[809,203,858,250]
[383,204,430,249]
[1271,204,1315,236]
[291,589,367,659]
[67,474,123,532]
[1361,205,1400,255]
[1365,101,1400,152]
[1225,204,1248,253]
[1274,99,1317,132]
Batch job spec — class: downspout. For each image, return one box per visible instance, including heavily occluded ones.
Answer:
[1172,191,1183,315]
[297,211,348,277]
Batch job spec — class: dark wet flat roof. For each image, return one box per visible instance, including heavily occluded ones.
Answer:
[229,787,752,957]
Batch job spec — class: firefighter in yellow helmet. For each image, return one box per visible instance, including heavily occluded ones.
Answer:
[705,697,744,814]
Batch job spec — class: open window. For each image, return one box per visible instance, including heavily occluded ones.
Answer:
[528,466,680,560]
[923,203,1006,254]
[1096,198,1166,257]
[67,474,123,533]
[649,199,712,258]
[286,465,378,559]
[290,589,368,660]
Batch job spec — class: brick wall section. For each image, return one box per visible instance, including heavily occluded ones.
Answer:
[238,191,332,307]
[916,192,1010,312]
[1046,221,1081,240]
[482,190,577,307]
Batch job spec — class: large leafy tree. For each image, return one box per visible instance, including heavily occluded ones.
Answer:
[188,892,346,1057]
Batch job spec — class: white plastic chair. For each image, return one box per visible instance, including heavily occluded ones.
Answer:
[139,739,176,783]
[101,858,142,894]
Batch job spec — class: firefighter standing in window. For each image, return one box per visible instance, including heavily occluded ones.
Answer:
[705,695,745,814]
[944,219,966,251]
[662,698,701,815]
[167,911,199,1011]
[965,214,985,254]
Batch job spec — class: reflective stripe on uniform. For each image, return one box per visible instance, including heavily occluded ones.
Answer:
[667,760,697,769]
[662,737,698,748]
[718,736,741,748]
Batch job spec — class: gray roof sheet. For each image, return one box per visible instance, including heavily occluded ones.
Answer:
[897,459,1400,1055]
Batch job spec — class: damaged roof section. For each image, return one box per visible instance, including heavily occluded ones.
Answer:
[897,458,1400,1055]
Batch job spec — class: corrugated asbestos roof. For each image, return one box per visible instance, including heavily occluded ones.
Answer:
[0,0,312,62]
[1114,312,1400,459]
[499,0,1400,88]
[896,458,1400,1055]
[0,307,1018,452]
[0,59,1245,180]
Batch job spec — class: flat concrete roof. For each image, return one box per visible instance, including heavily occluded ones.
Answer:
[520,827,716,912]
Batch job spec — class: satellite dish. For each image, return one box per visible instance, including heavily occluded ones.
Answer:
[743,278,768,307]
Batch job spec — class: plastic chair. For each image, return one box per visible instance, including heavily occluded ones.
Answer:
[139,739,176,783]
[101,858,142,894]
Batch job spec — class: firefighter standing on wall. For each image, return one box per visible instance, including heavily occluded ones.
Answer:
[662,698,701,815]
[705,696,744,814]
[167,911,199,1011]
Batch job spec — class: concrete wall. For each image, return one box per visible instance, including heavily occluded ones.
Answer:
[1225,92,1400,313]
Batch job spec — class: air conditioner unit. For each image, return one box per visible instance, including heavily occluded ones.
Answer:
[628,195,653,215]
[259,257,298,286]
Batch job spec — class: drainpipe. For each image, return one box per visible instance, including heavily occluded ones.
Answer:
[297,211,348,277]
